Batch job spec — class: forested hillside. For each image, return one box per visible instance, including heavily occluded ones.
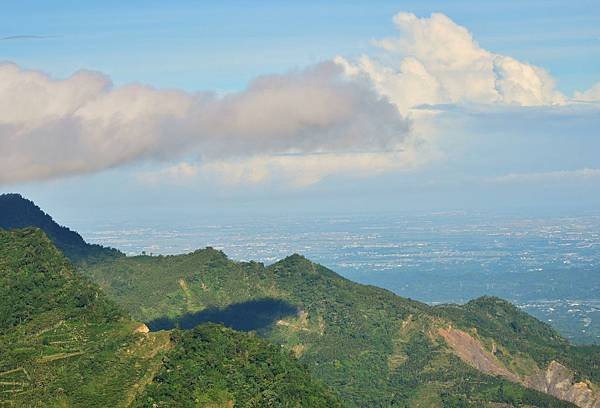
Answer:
[3,196,598,407]
[85,249,600,407]
[134,324,340,407]
[0,229,338,407]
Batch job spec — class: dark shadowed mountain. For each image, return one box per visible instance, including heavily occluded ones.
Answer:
[0,193,122,263]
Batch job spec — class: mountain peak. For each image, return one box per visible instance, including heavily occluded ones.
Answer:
[272,253,315,271]
[269,253,343,280]
[1,192,24,200]
[280,253,309,263]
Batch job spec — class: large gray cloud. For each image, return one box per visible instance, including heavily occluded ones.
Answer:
[0,61,409,184]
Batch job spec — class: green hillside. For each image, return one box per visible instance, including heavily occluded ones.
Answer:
[0,229,339,407]
[84,249,600,407]
[0,228,164,407]
[134,324,340,407]
[2,195,598,407]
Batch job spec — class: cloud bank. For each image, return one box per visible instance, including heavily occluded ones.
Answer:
[0,62,409,184]
[2,12,599,187]
[140,150,420,188]
[490,168,600,184]
[574,82,600,102]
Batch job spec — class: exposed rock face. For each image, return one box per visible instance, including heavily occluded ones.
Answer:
[525,361,600,408]
[437,326,519,382]
[438,326,600,408]
[134,323,150,334]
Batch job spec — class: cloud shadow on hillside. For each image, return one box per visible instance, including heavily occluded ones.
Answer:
[146,298,298,332]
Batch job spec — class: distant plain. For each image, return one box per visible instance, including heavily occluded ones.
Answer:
[78,211,600,344]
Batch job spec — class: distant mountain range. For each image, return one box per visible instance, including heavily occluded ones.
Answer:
[1,194,599,407]
[0,193,122,263]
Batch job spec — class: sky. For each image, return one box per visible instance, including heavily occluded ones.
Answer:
[1,0,600,225]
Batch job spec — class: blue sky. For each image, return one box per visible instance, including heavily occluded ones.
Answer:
[3,0,599,92]
[1,1,600,224]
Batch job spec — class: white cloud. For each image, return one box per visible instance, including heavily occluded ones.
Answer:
[140,148,421,188]
[574,82,600,102]
[0,62,410,184]
[336,12,565,113]
[138,162,200,185]
[489,168,600,184]
[0,63,110,125]
[3,12,599,189]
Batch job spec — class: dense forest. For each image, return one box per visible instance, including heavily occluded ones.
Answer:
[134,324,340,407]
[85,249,599,407]
[0,229,338,407]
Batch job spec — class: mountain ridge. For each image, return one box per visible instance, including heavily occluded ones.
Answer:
[85,246,599,407]
[0,227,340,407]
[2,195,598,407]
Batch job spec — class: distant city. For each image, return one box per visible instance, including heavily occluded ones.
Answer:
[81,212,600,344]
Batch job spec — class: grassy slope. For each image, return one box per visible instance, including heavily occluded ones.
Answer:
[0,230,338,407]
[84,249,598,407]
[0,228,169,407]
